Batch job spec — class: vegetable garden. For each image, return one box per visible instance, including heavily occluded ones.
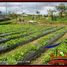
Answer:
[0,21,66,65]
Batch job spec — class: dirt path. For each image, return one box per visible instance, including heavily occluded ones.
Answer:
[62,33,67,38]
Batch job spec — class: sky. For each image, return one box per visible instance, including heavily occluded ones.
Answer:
[0,2,67,15]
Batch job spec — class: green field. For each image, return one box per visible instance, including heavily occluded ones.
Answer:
[0,2,67,65]
[0,19,66,65]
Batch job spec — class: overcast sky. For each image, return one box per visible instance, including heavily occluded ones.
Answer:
[0,2,67,15]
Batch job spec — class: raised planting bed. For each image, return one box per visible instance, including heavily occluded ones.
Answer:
[0,27,66,65]
[0,27,64,54]
[17,29,67,65]
[0,27,53,44]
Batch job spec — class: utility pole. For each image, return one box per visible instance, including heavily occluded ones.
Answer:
[6,2,7,17]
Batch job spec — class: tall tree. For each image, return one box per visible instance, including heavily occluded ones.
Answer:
[48,9,57,21]
[48,9,53,20]
[0,11,2,14]
[36,11,40,15]
[36,11,40,19]
[56,3,66,17]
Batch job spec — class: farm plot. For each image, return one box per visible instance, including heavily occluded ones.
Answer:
[0,26,66,65]
[0,25,63,54]
[31,33,67,65]
[17,27,67,65]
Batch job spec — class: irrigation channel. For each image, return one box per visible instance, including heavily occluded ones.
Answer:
[0,27,64,54]
[16,30,67,65]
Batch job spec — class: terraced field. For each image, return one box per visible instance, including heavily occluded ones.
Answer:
[0,23,67,65]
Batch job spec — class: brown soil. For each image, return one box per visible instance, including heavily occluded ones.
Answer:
[62,33,67,38]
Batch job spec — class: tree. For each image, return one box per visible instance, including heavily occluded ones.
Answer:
[36,11,40,15]
[48,9,53,20]
[0,11,2,14]
[48,9,57,21]
[56,3,66,17]
[36,11,40,20]
[9,12,18,23]
[22,12,25,22]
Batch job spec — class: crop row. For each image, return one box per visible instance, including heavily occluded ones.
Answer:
[16,28,67,65]
[31,37,67,65]
[45,38,67,65]
[0,24,49,34]
[0,24,46,37]
[0,27,64,54]
[0,27,66,65]
[3,26,53,38]
[0,27,54,44]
